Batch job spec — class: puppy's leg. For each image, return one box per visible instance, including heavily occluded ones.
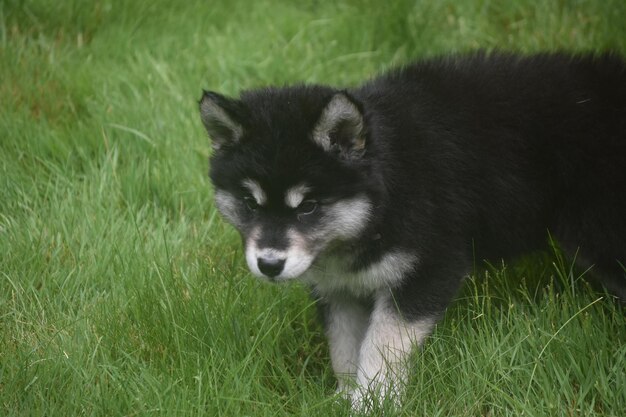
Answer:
[321,295,371,394]
[352,291,436,408]
[351,256,465,409]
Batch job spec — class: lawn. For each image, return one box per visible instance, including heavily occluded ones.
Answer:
[1,0,625,416]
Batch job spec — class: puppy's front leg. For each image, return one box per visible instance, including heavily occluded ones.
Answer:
[352,291,435,408]
[321,295,371,394]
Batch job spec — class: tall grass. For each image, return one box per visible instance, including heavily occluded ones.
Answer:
[1,0,625,415]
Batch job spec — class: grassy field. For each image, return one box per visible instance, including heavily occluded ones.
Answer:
[1,0,625,415]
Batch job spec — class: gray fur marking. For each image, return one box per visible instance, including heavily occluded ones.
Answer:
[312,93,365,155]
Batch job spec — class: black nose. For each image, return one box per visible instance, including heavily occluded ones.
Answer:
[257,257,285,278]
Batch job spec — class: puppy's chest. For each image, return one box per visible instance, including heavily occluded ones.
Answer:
[302,249,419,298]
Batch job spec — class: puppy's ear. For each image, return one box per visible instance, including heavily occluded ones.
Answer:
[199,90,246,150]
[312,92,366,159]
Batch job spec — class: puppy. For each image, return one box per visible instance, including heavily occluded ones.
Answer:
[199,52,626,408]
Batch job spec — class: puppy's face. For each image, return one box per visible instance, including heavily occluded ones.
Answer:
[200,86,375,281]
[212,179,372,280]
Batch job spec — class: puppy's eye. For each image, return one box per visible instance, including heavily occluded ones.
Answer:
[296,200,318,216]
[243,196,259,211]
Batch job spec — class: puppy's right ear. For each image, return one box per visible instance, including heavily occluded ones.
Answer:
[199,91,246,150]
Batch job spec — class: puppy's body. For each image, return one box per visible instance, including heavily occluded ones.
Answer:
[200,52,626,407]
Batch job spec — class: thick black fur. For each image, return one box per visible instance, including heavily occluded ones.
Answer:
[206,52,626,320]
[354,52,626,317]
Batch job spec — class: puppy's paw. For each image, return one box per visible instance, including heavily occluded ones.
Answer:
[347,384,403,415]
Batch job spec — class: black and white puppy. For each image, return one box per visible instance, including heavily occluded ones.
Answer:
[199,52,626,408]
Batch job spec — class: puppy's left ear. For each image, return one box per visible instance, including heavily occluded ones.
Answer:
[199,90,246,150]
[312,92,366,159]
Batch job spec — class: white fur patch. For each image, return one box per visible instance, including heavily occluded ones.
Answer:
[324,196,372,240]
[307,250,418,297]
[326,300,370,393]
[214,190,242,227]
[353,294,435,407]
[242,179,267,206]
[281,229,316,278]
[285,183,310,208]
[244,228,315,280]
[244,227,265,278]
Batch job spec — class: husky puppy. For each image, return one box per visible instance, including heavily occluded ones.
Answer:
[199,52,626,408]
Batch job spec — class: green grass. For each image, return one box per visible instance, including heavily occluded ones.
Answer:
[1,0,625,415]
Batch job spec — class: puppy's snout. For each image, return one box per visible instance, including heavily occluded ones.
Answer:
[257,256,285,278]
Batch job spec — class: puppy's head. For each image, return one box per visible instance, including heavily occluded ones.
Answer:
[199,86,377,281]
